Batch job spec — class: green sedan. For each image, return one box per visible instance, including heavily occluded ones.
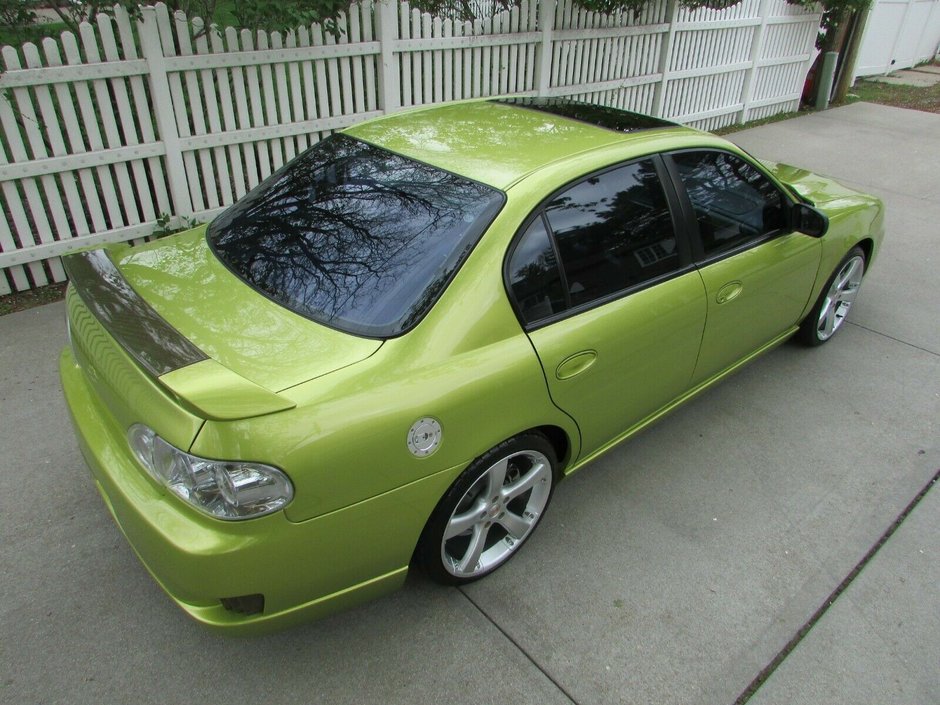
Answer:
[60,98,884,633]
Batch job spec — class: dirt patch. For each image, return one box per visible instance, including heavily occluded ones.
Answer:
[0,282,68,316]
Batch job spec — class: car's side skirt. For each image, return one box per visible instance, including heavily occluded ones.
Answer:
[564,325,799,476]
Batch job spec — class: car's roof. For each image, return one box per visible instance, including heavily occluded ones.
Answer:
[343,99,699,190]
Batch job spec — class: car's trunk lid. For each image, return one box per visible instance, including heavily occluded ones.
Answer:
[64,232,381,428]
[111,228,383,394]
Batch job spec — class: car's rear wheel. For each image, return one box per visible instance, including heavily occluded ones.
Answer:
[799,246,866,346]
[417,433,556,585]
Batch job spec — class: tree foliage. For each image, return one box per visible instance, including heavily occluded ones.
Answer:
[0,0,353,46]
[784,0,871,50]
[0,0,872,47]
[0,0,37,29]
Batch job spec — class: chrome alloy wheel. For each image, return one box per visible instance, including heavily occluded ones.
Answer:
[441,450,552,578]
[816,254,864,341]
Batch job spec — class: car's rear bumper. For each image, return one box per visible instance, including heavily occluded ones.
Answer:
[60,347,455,634]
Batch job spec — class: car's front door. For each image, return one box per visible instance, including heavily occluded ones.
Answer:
[665,150,822,384]
[506,157,707,458]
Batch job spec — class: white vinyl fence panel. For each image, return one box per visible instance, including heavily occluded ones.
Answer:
[0,0,820,294]
[854,0,940,78]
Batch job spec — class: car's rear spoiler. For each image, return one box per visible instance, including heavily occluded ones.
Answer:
[63,248,295,420]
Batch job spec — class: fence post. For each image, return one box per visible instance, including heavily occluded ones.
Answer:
[533,0,556,97]
[651,0,679,118]
[375,0,401,114]
[138,6,192,223]
[738,0,772,124]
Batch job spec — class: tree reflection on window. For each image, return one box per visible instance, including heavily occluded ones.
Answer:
[545,159,678,307]
[508,159,679,323]
[208,134,503,337]
[671,150,785,256]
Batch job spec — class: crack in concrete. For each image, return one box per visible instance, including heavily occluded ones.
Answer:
[847,321,940,358]
[458,587,581,705]
[732,468,940,705]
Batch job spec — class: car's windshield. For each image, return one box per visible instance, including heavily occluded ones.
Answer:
[208,134,504,337]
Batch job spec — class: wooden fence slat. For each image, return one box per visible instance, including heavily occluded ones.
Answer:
[210,28,247,199]
[12,45,68,281]
[496,12,509,95]
[0,216,22,291]
[0,130,32,290]
[480,17,491,96]
[443,19,453,101]
[98,13,158,226]
[34,45,87,247]
[223,27,260,192]
[21,42,79,282]
[175,14,221,209]
[323,25,344,117]
[196,23,234,203]
[270,31,296,162]
[239,28,273,182]
[432,16,443,102]
[411,10,424,103]
[360,2,377,111]
[399,2,413,106]
[81,19,141,228]
[310,24,333,133]
[333,14,355,116]
[154,4,205,213]
[115,9,170,223]
[61,31,129,233]
[37,40,106,237]
[297,25,319,131]
[285,31,308,154]
[460,17,469,97]
[349,7,366,114]
[256,30,285,171]
[0,130,29,292]
[0,48,52,286]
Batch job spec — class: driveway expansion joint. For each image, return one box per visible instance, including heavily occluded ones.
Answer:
[458,587,580,705]
[732,468,940,705]
[846,321,940,358]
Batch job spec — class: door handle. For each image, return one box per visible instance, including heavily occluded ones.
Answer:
[715,281,743,305]
[555,350,597,380]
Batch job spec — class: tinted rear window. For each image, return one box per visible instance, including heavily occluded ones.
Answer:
[208,134,504,337]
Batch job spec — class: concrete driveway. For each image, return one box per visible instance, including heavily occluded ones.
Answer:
[1,102,937,705]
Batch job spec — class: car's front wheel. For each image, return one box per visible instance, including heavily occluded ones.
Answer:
[799,246,866,346]
[417,433,556,585]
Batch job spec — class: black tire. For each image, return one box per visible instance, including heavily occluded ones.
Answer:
[416,433,557,586]
[798,246,866,347]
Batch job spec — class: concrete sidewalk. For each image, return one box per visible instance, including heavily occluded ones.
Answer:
[1,102,937,705]
[866,65,940,88]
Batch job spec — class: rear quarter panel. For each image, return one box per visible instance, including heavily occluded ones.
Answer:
[190,189,582,525]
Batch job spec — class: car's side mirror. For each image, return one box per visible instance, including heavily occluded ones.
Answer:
[792,203,829,237]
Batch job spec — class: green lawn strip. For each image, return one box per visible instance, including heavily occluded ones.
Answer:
[842,77,940,114]
[713,110,803,135]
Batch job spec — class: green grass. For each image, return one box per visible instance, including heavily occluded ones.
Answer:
[712,110,803,136]
[0,21,68,48]
[843,74,940,114]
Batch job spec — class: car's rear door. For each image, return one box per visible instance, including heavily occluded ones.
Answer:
[506,156,707,459]
[663,150,822,384]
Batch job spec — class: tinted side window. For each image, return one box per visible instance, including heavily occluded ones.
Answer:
[544,159,678,308]
[508,216,567,324]
[671,151,786,257]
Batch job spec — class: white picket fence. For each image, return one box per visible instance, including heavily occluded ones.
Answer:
[0,0,821,294]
